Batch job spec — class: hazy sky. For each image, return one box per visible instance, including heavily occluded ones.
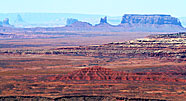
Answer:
[1,0,186,17]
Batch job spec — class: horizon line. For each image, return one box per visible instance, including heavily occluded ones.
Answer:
[0,12,184,17]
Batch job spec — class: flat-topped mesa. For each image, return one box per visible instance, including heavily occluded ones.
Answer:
[121,14,183,26]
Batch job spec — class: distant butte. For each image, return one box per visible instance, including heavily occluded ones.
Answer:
[99,16,108,24]
[121,14,182,26]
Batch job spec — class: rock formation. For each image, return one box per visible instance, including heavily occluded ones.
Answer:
[94,16,114,31]
[121,14,182,26]
[100,16,108,24]
[118,14,185,32]
[47,66,186,83]
[62,14,185,32]
[0,14,185,32]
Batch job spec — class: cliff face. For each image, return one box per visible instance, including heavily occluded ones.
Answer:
[121,14,182,26]
[116,14,185,32]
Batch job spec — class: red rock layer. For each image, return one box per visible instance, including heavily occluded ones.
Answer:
[47,66,186,83]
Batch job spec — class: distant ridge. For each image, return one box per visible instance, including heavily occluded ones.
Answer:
[0,14,185,32]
